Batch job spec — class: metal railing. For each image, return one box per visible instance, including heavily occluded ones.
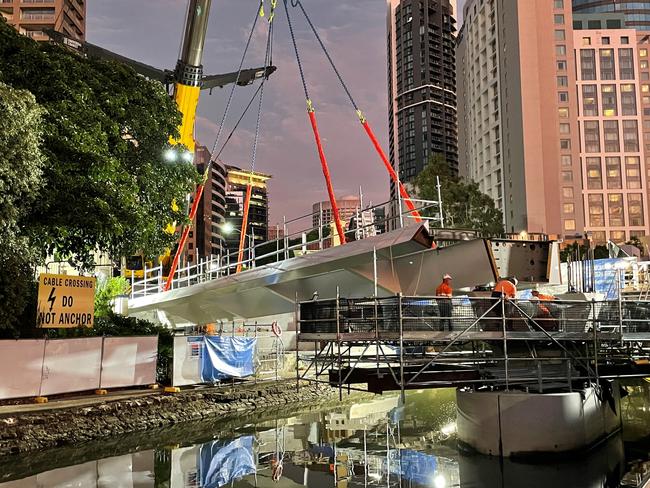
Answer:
[129,198,442,299]
[296,294,650,397]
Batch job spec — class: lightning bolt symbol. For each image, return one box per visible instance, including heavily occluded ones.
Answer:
[47,287,56,312]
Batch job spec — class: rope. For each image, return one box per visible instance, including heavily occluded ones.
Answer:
[283,0,347,244]
[210,6,261,159]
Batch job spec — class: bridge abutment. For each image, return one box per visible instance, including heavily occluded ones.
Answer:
[456,383,622,457]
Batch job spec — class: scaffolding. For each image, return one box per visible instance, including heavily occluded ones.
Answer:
[295,292,650,398]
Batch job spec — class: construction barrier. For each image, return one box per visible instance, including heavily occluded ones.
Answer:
[0,337,158,400]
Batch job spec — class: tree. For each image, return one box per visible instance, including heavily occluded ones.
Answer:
[94,276,130,318]
[0,82,45,333]
[414,155,504,235]
[0,18,199,267]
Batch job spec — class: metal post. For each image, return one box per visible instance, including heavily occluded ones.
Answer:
[617,269,624,345]
[295,291,300,392]
[592,299,599,382]
[398,293,405,403]
[373,246,378,297]
[436,175,444,228]
[301,232,307,254]
[131,270,135,298]
[318,203,324,250]
[336,286,342,400]
[501,297,509,390]
[397,192,404,229]
[283,216,289,260]
[275,225,280,263]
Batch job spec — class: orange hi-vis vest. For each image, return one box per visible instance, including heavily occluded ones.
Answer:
[537,293,556,301]
[494,280,516,298]
[436,282,453,297]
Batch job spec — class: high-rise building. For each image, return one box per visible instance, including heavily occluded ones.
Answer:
[387,0,459,200]
[573,1,650,31]
[224,166,271,257]
[457,0,577,236]
[185,146,227,263]
[311,196,361,228]
[0,0,85,41]
[458,0,650,242]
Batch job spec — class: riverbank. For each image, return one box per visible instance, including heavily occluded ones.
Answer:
[0,380,353,457]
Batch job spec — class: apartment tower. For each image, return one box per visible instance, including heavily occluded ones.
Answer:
[0,0,85,41]
[387,0,459,202]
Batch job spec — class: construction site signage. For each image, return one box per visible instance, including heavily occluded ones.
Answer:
[37,274,95,328]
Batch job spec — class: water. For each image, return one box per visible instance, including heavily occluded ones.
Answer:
[0,383,649,488]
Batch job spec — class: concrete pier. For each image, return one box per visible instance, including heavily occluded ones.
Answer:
[457,383,622,457]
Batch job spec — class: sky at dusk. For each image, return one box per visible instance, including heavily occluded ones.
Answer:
[87,0,465,226]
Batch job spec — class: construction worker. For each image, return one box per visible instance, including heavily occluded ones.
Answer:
[531,290,558,330]
[492,277,518,299]
[531,290,556,302]
[435,274,453,331]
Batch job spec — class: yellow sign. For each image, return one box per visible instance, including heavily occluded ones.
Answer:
[37,274,96,328]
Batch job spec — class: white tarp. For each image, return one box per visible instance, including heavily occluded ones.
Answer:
[100,337,157,388]
[0,340,45,400]
[40,337,103,396]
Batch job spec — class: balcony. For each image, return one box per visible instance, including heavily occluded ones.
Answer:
[21,0,55,3]
[21,12,54,20]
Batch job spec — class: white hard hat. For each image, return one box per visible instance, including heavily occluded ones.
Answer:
[512,277,519,286]
[443,274,452,280]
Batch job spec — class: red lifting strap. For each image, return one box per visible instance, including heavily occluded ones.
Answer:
[361,119,422,223]
[236,183,253,274]
[307,106,347,245]
[164,182,206,292]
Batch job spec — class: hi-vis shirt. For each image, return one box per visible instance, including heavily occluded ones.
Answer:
[493,280,516,298]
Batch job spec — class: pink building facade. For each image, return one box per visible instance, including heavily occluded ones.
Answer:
[574,30,650,243]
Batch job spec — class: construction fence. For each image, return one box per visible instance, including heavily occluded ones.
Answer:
[0,336,158,400]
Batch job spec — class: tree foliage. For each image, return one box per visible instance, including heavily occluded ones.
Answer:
[0,82,45,332]
[414,155,504,235]
[0,18,199,267]
[0,19,200,330]
[94,276,130,318]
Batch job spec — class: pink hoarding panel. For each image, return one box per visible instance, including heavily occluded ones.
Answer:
[100,337,158,389]
[40,337,102,396]
[0,340,45,400]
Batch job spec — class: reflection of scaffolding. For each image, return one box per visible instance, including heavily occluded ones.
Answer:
[296,293,650,397]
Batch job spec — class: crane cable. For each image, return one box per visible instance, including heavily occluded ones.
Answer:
[283,0,347,245]
[289,0,422,224]
[236,3,275,273]
[163,5,264,292]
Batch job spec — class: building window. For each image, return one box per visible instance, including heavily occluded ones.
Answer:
[588,194,605,227]
[583,37,591,46]
[626,156,642,189]
[556,45,566,56]
[586,157,602,189]
[618,48,635,80]
[620,84,637,116]
[555,29,565,41]
[580,49,596,80]
[608,194,625,226]
[554,14,564,25]
[584,120,601,153]
[600,49,616,81]
[560,139,571,149]
[558,107,569,118]
[557,76,568,87]
[606,157,623,189]
[592,231,607,242]
[628,194,645,226]
[611,230,626,242]
[602,37,610,45]
[558,91,569,103]
[582,85,598,116]
[621,36,629,45]
[604,121,620,153]
[602,85,618,116]
[554,0,563,7]
[562,154,572,167]
[563,203,575,214]
[623,121,639,152]
[562,171,573,182]
[557,60,567,71]
[560,123,570,134]
[563,187,574,198]
[564,219,576,231]
[641,48,649,58]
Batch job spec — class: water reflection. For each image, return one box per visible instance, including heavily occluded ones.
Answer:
[0,384,648,488]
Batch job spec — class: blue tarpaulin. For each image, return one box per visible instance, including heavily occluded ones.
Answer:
[389,449,438,484]
[199,436,256,488]
[200,336,256,382]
